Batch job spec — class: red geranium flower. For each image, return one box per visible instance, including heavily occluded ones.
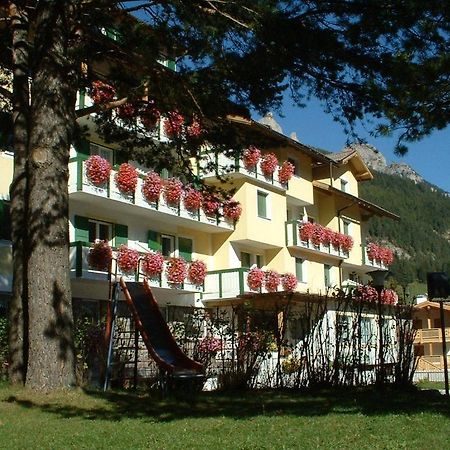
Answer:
[115,163,138,194]
[85,155,111,186]
[163,178,183,206]
[166,257,187,284]
[91,80,116,104]
[281,273,297,292]
[142,171,163,203]
[242,146,261,170]
[260,152,278,176]
[278,160,295,184]
[183,187,203,212]
[117,245,139,273]
[265,270,280,292]
[223,199,242,221]
[188,260,207,286]
[164,111,184,137]
[202,196,220,216]
[88,240,112,271]
[247,267,264,291]
[141,251,164,277]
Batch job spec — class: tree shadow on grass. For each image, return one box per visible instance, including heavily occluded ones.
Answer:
[3,385,450,423]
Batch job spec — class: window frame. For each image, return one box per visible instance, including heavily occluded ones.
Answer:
[257,190,270,219]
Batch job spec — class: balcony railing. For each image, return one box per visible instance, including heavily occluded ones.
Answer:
[69,241,203,293]
[285,221,349,259]
[361,245,388,270]
[198,153,286,190]
[68,158,234,232]
[414,327,450,344]
[203,267,281,301]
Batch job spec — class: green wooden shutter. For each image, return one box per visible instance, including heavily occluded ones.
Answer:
[167,60,176,71]
[178,237,193,262]
[241,252,251,268]
[74,138,90,159]
[148,230,161,251]
[74,215,90,242]
[114,224,128,247]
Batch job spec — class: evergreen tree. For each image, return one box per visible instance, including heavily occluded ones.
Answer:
[1,1,449,389]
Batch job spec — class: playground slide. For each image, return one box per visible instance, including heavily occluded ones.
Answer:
[120,278,204,375]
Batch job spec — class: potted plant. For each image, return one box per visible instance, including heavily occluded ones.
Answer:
[85,155,111,186]
[115,163,138,194]
[116,245,139,273]
[87,240,112,271]
[142,171,163,203]
[188,260,207,286]
[141,251,164,278]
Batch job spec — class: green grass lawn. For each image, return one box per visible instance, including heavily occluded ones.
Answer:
[0,382,449,449]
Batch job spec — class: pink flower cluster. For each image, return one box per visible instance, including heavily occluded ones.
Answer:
[163,178,184,206]
[186,119,203,138]
[164,111,185,137]
[242,145,262,170]
[299,222,354,253]
[198,336,222,354]
[117,102,136,119]
[247,267,265,291]
[91,80,116,104]
[278,161,295,184]
[115,163,138,194]
[247,268,298,293]
[141,251,164,277]
[188,260,207,286]
[281,273,298,291]
[85,155,111,186]
[166,257,188,284]
[140,101,160,129]
[183,187,204,212]
[223,199,242,221]
[142,171,163,203]
[367,243,394,266]
[117,245,140,273]
[88,240,112,271]
[265,270,281,292]
[354,285,398,305]
[202,196,220,216]
[260,152,279,176]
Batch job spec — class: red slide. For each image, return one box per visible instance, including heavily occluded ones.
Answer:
[120,278,204,375]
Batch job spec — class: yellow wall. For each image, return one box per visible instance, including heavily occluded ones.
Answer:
[0,153,13,200]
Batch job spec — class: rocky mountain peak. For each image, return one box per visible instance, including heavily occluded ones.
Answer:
[345,143,424,184]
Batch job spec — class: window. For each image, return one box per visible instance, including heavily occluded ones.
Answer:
[288,158,299,176]
[257,191,269,218]
[295,257,305,282]
[88,219,111,243]
[161,234,175,257]
[340,179,348,192]
[241,252,251,267]
[241,252,263,268]
[324,264,331,288]
[342,219,350,236]
[90,142,113,166]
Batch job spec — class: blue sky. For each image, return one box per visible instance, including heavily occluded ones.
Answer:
[258,98,450,193]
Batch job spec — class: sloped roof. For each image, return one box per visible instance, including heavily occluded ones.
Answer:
[327,148,373,181]
[227,115,333,164]
[313,180,400,220]
[414,300,450,311]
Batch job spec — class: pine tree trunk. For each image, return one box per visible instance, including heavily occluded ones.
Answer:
[25,1,77,389]
[8,2,29,385]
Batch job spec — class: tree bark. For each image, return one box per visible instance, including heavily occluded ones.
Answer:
[25,1,77,389]
[8,1,29,385]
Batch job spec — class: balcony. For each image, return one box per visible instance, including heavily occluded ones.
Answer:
[69,242,203,293]
[198,153,287,191]
[361,246,388,271]
[414,327,450,344]
[416,355,450,372]
[68,158,234,233]
[203,267,281,302]
[285,221,349,260]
